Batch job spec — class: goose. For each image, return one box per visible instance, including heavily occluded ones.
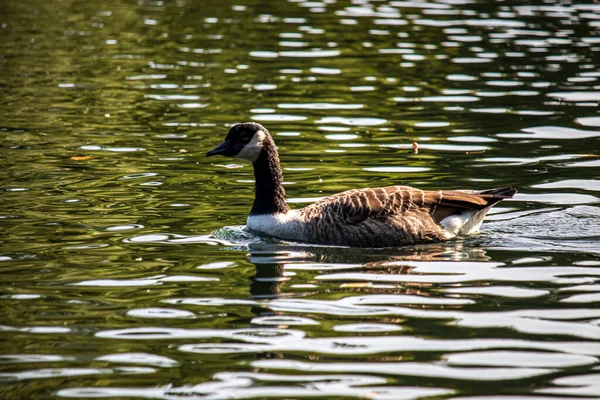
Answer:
[207,122,516,248]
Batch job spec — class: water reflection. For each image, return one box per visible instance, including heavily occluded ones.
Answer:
[249,263,286,299]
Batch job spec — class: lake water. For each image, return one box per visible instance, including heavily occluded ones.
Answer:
[1,0,600,399]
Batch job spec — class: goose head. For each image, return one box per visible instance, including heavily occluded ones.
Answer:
[206,122,268,162]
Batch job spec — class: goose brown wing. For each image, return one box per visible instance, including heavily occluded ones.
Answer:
[300,186,435,224]
[299,185,516,225]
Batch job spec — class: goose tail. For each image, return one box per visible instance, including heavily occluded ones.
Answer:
[440,186,516,238]
[476,186,518,204]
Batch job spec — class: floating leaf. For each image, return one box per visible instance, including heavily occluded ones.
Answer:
[70,155,93,161]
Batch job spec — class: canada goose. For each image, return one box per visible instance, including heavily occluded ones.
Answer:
[207,122,516,248]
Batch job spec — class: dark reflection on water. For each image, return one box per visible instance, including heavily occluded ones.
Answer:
[1,0,600,399]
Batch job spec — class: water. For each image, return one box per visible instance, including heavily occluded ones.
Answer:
[1,0,600,398]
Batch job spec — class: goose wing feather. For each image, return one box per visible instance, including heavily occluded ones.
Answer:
[301,186,435,222]
[296,185,516,247]
[297,186,443,246]
[299,185,516,224]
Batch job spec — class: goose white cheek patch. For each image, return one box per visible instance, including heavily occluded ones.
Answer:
[234,130,266,162]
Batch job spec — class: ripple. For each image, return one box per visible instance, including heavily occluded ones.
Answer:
[104,224,144,232]
[394,95,480,102]
[448,136,497,143]
[4,294,42,299]
[478,153,589,166]
[420,143,489,152]
[333,323,403,332]
[444,286,549,298]
[414,121,449,128]
[97,327,210,340]
[310,67,341,74]
[73,275,218,287]
[537,373,600,397]
[126,74,167,80]
[177,103,208,109]
[576,116,600,127]
[363,166,429,173]
[249,50,279,58]
[498,126,600,140]
[251,316,319,326]
[561,293,600,304]
[252,359,555,381]
[253,84,277,91]
[251,114,307,122]
[196,261,237,270]
[445,351,597,368]
[548,91,600,101]
[279,50,340,58]
[144,94,201,100]
[57,387,174,399]
[124,233,235,246]
[325,134,358,140]
[486,80,523,87]
[350,85,376,91]
[0,366,155,381]
[230,328,305,343]
[315,117,387,126]
[163,297,258,306]
[278,103,363,110]
[0,325,71,334]
[533,179,600,192]
[447,74,477,81]
[57,375,452,399]
[453,57,493,64]
[279,40,309,48]
[96,353,179,367]
[567,159,600,168]
[516,192,598,205]
[126,308,197,319]
[169,326,600,356]
[0,354,73,364]
[374,18,408,26]
[96,327,304,342]
[179,343,269,354]
[471,107,508,114]
[466,18,526,28]
[315,262,600,285]
[448,35,482,43]
[80,145,145,152]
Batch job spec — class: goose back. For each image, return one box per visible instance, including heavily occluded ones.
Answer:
[297,185,516,247]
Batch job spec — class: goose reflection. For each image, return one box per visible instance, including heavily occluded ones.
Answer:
[246,240,489,300]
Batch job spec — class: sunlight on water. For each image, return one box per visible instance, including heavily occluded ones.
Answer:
[1,0,600,399]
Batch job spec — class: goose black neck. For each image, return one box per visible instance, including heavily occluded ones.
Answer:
[250,135,290,215]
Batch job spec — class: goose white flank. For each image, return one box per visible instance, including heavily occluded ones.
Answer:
[207,122,516,248]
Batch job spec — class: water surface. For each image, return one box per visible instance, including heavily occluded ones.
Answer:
[1,0,600,399]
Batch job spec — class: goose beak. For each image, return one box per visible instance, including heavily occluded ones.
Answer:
[207,141,232,157]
